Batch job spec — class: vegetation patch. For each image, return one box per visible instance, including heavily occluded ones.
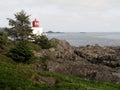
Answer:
[0,54,120,90]
[6,41,34,63]
[34,35,56,49]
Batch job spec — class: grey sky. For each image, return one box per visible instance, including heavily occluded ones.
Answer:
[1,0,120,32]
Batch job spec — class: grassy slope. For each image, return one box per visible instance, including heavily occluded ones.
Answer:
[0,54,120,90]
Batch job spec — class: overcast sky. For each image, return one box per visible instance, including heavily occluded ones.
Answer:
[1,0,120,32]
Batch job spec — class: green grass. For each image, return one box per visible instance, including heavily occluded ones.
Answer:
[0,54,120,90]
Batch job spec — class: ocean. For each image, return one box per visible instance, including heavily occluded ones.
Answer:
[47,32,120,46]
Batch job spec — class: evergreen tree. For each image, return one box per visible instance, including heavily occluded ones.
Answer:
[34,35,55,49]
[7,41,34,63]
[5,10,32,41]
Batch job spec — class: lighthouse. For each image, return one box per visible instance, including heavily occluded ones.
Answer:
[32,19,43,35]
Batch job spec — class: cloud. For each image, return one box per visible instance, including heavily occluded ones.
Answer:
[0,0,120,32]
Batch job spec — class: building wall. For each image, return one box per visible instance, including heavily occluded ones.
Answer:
[32,27,43,35]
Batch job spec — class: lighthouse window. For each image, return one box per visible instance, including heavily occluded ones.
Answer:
[35,22,39,26]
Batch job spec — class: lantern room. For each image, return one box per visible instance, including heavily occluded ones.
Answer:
[32,19,39,27]
[32,18,44,36]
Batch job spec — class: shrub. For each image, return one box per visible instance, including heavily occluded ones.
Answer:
[0,32,8,48]
[34,35,55,49]
[6,41,34,63]
[27,42,41,52]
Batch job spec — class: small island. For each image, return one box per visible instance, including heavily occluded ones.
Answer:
[46,30,63,33]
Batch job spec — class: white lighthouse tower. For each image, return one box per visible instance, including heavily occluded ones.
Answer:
[32,19,43,36]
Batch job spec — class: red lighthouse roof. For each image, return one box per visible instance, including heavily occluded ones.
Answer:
[32,19,40,28]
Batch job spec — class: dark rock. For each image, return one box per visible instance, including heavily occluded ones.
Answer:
[34,38,120,83]
[74,46,120,68]
[41,60,120,83]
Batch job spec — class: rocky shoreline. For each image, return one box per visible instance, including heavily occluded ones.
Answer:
[34,38,120,84]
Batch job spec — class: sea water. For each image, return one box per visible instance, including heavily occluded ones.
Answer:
[47,32,120,46]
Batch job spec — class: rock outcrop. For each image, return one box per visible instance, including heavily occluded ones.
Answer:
[34,38,120,83]
[74,45,120,68]
[44,60,119,83]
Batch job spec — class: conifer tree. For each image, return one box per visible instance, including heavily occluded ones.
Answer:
[6,10,32,41]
